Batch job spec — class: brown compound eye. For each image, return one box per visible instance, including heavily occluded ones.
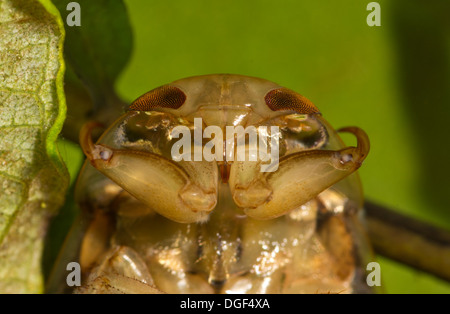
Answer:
[129,85,186,111]
[264,88,320,114]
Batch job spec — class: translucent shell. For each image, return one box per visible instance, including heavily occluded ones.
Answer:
[67,74,374,294]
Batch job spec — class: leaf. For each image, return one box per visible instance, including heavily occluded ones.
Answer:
[41,0,134,287]
[53,0,133,142]
[53,0,132,101]
[0,0,69,293]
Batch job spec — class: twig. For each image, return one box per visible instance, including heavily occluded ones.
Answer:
[364,201,450,282]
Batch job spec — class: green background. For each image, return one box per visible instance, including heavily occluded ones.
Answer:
[58,0,450,293]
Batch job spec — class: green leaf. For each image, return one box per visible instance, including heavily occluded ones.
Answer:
[42,0,135,286]
[53,0,132,111]
[53,0,132,97]
[0,0,69,293]
[52,0,133,142]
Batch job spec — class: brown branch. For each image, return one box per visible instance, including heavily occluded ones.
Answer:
[364,201,450,282]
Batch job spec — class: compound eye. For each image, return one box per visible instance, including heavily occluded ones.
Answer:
[129,85,186,111]
[264,88,320,114]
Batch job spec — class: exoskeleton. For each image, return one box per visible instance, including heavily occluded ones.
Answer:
[61,74,374,293]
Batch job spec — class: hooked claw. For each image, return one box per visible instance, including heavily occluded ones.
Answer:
[229,126,370,220]
[79,122,219,223]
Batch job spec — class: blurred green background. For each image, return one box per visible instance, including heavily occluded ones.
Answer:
[57,0,450,293]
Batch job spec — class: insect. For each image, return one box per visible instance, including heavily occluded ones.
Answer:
[62,74,373,294]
